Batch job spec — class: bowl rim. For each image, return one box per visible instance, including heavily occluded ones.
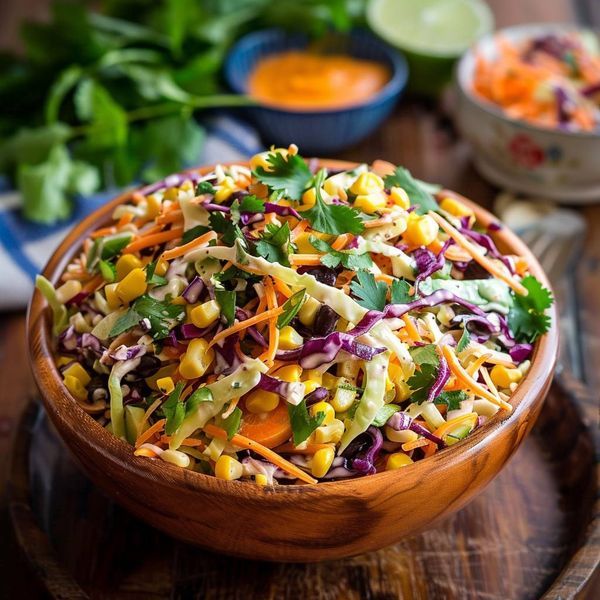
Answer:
[456,21,600,140]
[27,158,558,495]
[223,27,408,115]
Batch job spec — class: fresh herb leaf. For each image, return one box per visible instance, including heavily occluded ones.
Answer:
[456,328,471,353]
[196,180,215,195]
[100,232,132,260]
[209,212,246,248]
[391,279,413,304]
[163,381,186,435]
[288,399,325,446]
[409,344,439,366]
[255,222,292,266]
[253,152,312,201]
[309,235,373,270]
[186,386,213,417]
[239,195,265,213]
[384,167,438,215]
[215,289,236,327]
[277,289,306,329]
[220,406,242,440]
[406,363,438,403]
[213,265,256,283]
[145,260,167,286]
[132,294,186,339]
[98,259,116,282]
[371,403,400,427]
[350,270,388,311]
[507,275,553,343]
[434,390,467,411]
[109,308,142,337]
[182,224,211,245]
[304,169,364,235]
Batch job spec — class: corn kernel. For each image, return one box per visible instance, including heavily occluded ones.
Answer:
[301,187,317,209]
[214,455,243,481]
[311,401,335,425]
[313,419,344,444]
[215,176,236,203]
[354,192,387,214]
[321,373,338,389]
[163,187,179,201]
[104,283,121,310]
[255,473,268,486]
[440,196,474,219]
[303,369,323,385]
[180,180,193,191]
[145,364,178,390]
[389,186,410,209]
[298,297,321,328]
[349,172,384,196]
[157,376,175,395]
[116,268,147,304]
[190,300,220,328]
[63,362,91,386]
[172,296,187,305]
[386,452,414,470]
[490,364,522,389]
[311,446,335,478]
[63,374,88,402]
[56,280,82,304]
[294,231,318,253]
[330,379,356,413]
[303,380,322,396]
[116,254,143,281]
[179,338,215,379]
[245,390,279,414]
[385,426,418,443]
[278,325,303,350]
[146,194,162,219]
[155,258,169,276]
[56,356,73,367]
[276,365,302,383]
[404,213,439,247]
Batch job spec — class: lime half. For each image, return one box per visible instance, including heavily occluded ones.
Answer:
[367,0,494,57]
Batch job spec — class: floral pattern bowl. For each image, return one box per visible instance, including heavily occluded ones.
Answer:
[455,23,600,204]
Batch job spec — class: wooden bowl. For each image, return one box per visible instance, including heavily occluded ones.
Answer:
[27,160,558,562]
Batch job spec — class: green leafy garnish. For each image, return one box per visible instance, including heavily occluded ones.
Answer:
[408,344,439,366]
[304,169,364,235]
[98,259,116,282]
[390,279,413,304]
[145,260,167,286]
[288,399,325,446]
[350,270,388,311]
[215,289,236,327]
[384,167,438,215]
[253,152,312,201]
[309,235,373,270]
[371,404,400,427]
[255,222,293,266]
[456,329,471,353]
[186,386,213,417]
[407,344,440,403]
[220,406,242,440]
[277,289,306,329]
[109,309,143,338]
[196,180,215,195]
[239,195,265,213]
[434,391,467,411]
[163,381,186,435]
[209,212,246,248]
[182,224,211,245]
[507,275,553,343]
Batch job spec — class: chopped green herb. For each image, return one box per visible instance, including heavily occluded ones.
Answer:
[277,289,306,329]
[181,224,211,245]
[408,344,439,366]
[239,195,265,213]
[309,235,373,270]
[163,381,186,435]
[196,181,215,195]
[215,289,236,327]
[390,279,413,304]
[98,259,116,282]
[253,152,312,201]
[255,222,293,266]
[220,406,242,440]
[384,167,439,215]
[434,390,467,411]
[456,328,471,353]
[145,260,167,286]
[109,308,142,337]
[508,275,553,343]
[186,386,213,417]
[350,270,388,311]
[288,399,325,446]
[209,212,246,248]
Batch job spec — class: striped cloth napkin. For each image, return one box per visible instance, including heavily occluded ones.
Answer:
[0,116,262,310]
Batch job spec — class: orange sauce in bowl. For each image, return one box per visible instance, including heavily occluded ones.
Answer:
[247,51,390,111]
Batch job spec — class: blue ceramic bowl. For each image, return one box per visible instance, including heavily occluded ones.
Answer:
[224,29,408,154]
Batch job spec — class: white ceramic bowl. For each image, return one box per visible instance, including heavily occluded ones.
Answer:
[456,23,600,203]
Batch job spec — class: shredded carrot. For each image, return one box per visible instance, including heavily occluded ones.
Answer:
[134,447,158,458]
[466,353,493,377]
[156,209,183,225]
[374,273,395,285]
[117,212,134,228]
[91,226,117,239]
[289,254,323,266]
[401,315,422,343]
[82,275,104,293]
[442,345,512,410]
[221,396,241,419]
[402,438,430,452]
[364,217,393,229]
[203,424,317,484]
[261,277,279,366]
[422,441,438,457]
[429,212,528,295]
[161,230,217,261]
[207,306,284,349]
[273,277,292,298]
[123,227,184,254]
[331,234,351,250]
[432,413,479,441]
[135,418,166,448]
[291,219,310,239]
[160,435,205,448]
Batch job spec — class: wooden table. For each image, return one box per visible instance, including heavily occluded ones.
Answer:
[0,0,598,597]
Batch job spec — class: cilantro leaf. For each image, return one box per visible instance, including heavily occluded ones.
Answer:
[434,391,468,411]
[196,180,215,195]
[253,152,312,201]
[109,308,142,337]
[456,329,471,353]
[255,222,292,266]
[407,344,441,403]
[182,224,211,245]
[384,167,438,215]
[145,260,167,287]
[304,169,364,235]
[209,212,246,248]
[163,381,186,435]
[507,275,553,343]
[239,195,265,213]
[350,271,388,311]
[288,399,325,446]
[186,386,213,417]
[409,344,439,366]
[309,235,373,270]
[215,289,236,327]
[391,279,413,304]
[371,404,400,427]
[277,289,306,329]
[220,406,242,440]
[132,294,186,339]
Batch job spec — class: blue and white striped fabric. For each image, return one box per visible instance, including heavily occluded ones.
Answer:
[0,116,262,310]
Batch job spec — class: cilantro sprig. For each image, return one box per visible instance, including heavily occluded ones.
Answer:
[309,235,373,270]
[277,289,306,329]
[254,222,293,266]
[507,275,553,343]
[349,272,413,311]
[253,152,313,201]
[288,399,325,446]
[383,167,439,215]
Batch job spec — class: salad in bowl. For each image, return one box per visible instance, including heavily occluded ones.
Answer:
[37,146,554,486]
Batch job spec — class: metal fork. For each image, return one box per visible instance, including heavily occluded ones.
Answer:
[495,196,587,381]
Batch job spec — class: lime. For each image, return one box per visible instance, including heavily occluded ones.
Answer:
[367,0,494,57]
